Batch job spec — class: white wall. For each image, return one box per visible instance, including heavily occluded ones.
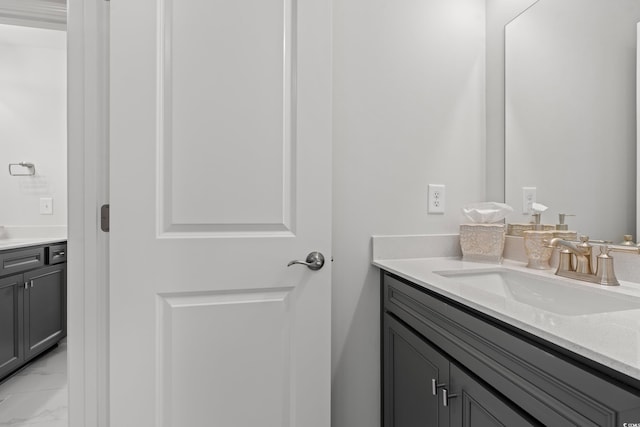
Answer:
[332,0,486,425]
[0,24,67,227]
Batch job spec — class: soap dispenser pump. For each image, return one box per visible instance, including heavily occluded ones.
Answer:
[553,214,577,240]
[531,212,543,230]
[523,204,554,269]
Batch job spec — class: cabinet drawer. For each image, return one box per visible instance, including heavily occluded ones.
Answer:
[383,272,640,427]
[47,244,67,265]
[0,247,45,276]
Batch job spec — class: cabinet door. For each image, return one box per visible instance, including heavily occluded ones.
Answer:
[384,314,449,427]
[448,364,538,427]
[0,274,24,379]
[23,265,66,361]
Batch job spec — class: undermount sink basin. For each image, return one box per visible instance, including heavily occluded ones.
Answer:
[435,269,640,316]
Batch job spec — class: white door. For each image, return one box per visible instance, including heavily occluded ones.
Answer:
[109,0,331,424]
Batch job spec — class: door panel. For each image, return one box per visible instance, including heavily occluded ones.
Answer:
[384,314,449,427]
[161,0,296,231]
[449,364,538,427]
[110,0,331,424]
[0,275,23,378]
[158,289,293,426]
[23,265,66,361]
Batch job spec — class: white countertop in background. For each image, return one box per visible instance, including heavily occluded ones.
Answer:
[374,256,640,381]
[0,226,67,250]
[0,238,66,251]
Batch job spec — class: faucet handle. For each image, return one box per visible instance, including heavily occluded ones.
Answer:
[583,237,614,244]
[620,235,635,246]
[595,245,619,286]
[577,236,593,252]
[608,245,640,255]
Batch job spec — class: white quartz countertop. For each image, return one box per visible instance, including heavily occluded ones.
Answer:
[0,238,66,251]
[374,256,640,382]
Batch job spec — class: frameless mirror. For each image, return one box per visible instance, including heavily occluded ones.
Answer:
[505,0,640,242]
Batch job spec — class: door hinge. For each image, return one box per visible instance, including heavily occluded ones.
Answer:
[101,204,110,232]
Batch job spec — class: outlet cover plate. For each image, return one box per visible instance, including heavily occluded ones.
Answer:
[522,187,536,214]
[428,184,445,214]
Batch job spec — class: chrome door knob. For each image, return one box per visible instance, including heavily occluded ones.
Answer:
[287,252,325,270]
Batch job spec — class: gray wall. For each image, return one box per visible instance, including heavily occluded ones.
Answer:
[332,0,486,425]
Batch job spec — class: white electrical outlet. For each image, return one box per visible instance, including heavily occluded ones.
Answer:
[428,184,445,214]
[40,197,53,215]
[522,187,536,214]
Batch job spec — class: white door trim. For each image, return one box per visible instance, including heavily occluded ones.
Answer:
[67,0,110,425]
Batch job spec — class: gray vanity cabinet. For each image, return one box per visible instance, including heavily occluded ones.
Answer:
[448,364,535,426]
[381,270,640,427]
[384,313,449,427]
[384,314,535,427]
[0,243,67,382]
[0,274,24,379]
[23,264,66,361]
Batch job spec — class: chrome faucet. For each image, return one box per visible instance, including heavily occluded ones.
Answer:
[547,236,637,286]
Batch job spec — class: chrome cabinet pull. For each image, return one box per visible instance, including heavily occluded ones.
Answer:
[431,378,445,396]
[442,388,458,407]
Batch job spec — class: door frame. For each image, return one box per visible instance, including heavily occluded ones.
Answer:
[0,1,109,425]
[68,0,110,426]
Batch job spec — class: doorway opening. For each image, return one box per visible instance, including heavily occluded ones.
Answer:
[0,7,69,426]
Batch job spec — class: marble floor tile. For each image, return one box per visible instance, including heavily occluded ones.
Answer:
[0,387,67,426]
[0,341,68,427]
[0,372,67,398]
[19,343,67,377]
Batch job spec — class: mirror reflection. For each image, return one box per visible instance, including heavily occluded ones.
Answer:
[505,0,640,242]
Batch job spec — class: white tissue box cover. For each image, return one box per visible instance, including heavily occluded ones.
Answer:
[459,224,506,264]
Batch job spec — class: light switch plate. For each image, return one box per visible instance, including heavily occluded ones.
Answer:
[40,197,53,215]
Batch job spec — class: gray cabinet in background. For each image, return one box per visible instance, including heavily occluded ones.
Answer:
[0,274,24,379]
[0,243,67,382]
[24,264,66,361]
